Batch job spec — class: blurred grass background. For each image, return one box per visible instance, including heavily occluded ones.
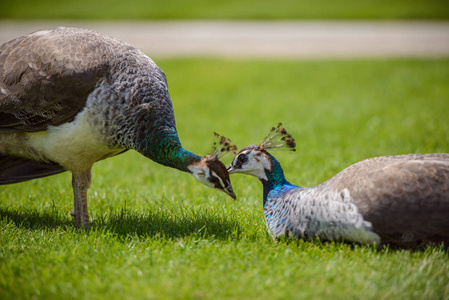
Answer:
[1,0,449,20]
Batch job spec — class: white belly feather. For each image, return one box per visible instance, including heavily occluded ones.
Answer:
[0,108,125,172]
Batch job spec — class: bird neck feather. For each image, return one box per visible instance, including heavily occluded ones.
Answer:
[260,153,296,203]
[140,128,201,172]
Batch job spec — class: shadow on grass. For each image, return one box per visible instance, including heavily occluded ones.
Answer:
[0,207,73,230]
[2,207,444,252]
[276,234,448,254]
[92,207,245,241]
[0,206,244,241]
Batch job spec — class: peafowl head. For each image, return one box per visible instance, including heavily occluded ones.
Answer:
[227,123,296,181]
[187,133,238,199]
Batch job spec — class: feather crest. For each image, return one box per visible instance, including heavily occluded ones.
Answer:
[260,123,296,151]
[210,132,238,159]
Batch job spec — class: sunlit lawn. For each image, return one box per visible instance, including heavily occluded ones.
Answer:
[1,59,449,299]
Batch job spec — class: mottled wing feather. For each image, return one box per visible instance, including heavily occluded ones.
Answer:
[323,154,449,245]
[0,27,110,132]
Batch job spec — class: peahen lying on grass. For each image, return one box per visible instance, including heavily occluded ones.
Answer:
[0,27,236,228]
[227,124,449,248]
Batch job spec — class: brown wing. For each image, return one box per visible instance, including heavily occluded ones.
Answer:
[0,27,112,132]
[324,154,449,245]
[0,155,66,185]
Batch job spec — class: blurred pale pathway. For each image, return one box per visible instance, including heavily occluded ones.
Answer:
[1,20,449,58]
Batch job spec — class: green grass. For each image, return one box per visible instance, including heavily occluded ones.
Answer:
[1,58,449,299]
[1,0,449,20]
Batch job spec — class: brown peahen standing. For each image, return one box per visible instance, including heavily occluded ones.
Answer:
[0,27,236,228]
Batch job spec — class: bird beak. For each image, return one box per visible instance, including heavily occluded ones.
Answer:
[224,184,237,200]
[227,165,235,174]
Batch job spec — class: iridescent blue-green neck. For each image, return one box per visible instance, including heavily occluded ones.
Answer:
[140,127,201,172]
[261,152,298,204]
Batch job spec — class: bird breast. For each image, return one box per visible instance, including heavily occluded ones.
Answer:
[264,187,381,245]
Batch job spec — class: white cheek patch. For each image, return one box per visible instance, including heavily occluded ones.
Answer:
[252,153,271,181]
[253,167,268,181]
[187,164,202,176]
[237,152,271,181]
[259,155,272,172]
[187,162,212,186]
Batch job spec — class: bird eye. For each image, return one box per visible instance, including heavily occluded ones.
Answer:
[237,154,248,164]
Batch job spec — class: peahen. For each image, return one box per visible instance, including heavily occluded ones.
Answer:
[0,27,236,228]
[227,124,449,248]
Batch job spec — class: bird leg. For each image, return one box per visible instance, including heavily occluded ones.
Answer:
[71,170,92,228]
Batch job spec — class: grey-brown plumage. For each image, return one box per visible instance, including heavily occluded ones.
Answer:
[321,153,449,246]
[1,28,112,132]
[228,124,449,248]
[0,27,236,228]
